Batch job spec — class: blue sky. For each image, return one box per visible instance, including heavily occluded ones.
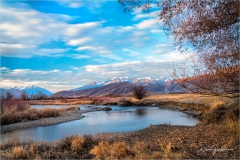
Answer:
[0,0,188,92]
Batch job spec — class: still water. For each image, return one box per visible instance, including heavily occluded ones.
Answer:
[1,105,199,143]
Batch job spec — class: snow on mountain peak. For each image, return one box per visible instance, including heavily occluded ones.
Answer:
[1,85,52,98]
[71,76,170,91]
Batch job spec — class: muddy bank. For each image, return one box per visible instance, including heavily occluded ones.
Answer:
[1,110,88,134]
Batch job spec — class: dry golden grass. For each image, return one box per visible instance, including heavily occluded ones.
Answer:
[133,141,149,159]
[90,142,111,159]
[1,100,82,125]
[71,136,85,152]
[12,145,36,159]
[110,142,132,159]
[1,134,96,159]
[145,93,238,108]
[90,140,183,159]
[65,106,80,111]
[209,101,225,112]
[151,151,162,159]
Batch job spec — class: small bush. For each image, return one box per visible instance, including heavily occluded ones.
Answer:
[118,98,132,106]
[69,135,95,155]
[209,101,225,112]
[110,142,133,159]
[71,137,84,153]
[13,146,29,159]
[90,142,111,159]
[65,106,80,111]
[133,141,149,158]
[39,108,60,118]
[26,108,40,120]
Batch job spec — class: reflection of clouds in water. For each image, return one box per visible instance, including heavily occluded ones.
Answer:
[32,105,80,109]
[84,111,133,125]
[111,111,132,121]
[84,112,111,125]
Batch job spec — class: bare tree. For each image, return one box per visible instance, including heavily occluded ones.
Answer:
[133,86,147,100]
[20,90,28,100]
[6,91,13,100]
[119,0,239,97]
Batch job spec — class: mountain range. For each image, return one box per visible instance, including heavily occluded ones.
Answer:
[52,79,187,98]
[1,76,186,98]
[0,85,52,99]
[70,77,170,91]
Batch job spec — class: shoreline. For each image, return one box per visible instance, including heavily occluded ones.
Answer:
[1,110,89,134]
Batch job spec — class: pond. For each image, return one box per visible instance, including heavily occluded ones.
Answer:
[1,105,199,143]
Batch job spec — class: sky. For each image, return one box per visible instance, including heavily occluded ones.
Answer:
[0,0,188,92]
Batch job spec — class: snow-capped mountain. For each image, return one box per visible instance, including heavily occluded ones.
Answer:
[1,85,52,98]
[70,77,170,91]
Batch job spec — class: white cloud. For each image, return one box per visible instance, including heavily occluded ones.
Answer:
[123,48,140,55]
[136,19,158,29]
[0,7,68,57]
[65,22,102,37]
[76,46,110,54]
[117,26,134,32]
[67,37,92,46]
[0,67,9,71]
[150,29,163,33]
[132,11,159,21]
[55,0,106,12]
[84,61,171,78]
[0,43,36,57]
[0,2,181,65]
[33,48,68,56]
[69,2,83,8]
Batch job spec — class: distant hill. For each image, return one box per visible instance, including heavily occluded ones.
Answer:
[1,85,52,99]
[52,80,187,97]
[52,82,134,97]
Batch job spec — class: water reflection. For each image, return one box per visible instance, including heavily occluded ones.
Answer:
[134,108,146,116]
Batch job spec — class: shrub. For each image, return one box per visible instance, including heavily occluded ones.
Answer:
[26,108,39,120]
[65,106,80,111]
[209,101,226,112]
[13,146,29,159]
[70,135,95,154]
[132,86,147,100]
[39,108,60,118]
[118,98,132,106]
[71,137,85,153]
[90,142,111,159]
[110,142,133,159]
[133,141,149,158]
